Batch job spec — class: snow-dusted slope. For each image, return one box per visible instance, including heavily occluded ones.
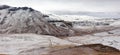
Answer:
[48,14,100,21]
[65,28,120,51]
[0,5,74,36]
[47,14,119,27]
[0,34,77,55]
[65,36,120,50]
[110,21,120,27]
[0,29,120,55]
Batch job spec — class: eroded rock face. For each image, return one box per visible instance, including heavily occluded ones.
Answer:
[0,5,74,36]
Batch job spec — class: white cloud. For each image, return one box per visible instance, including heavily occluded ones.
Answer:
[0,0,120,12]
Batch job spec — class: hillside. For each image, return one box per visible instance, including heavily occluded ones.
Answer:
[0,5,74,36]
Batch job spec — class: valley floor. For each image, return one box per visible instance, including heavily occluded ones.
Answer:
[0,23,120,55]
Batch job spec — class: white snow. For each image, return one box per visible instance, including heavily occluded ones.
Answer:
[65,28,120,51]
[94,28,120,36]
[65,36,120,51]
[0,34,77,55]
[0,5,74,36]
[0,5,120,55]
[48,14,100,21]
[110,21,120,27]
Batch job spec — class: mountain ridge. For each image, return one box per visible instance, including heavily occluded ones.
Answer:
[0,5,74,36]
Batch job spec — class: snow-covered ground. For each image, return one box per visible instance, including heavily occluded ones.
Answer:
[0,5,74,36]
[0,5,120,55]
[47,14,120,53]
[47,14,120,28]
[48,14,100,21]
[110,21,120,27]
[64,28,120,51]
[65,36,120,50]
[1,28,120,55]
[0,34,77,55]
[1,30,120,55]
[47,14,120,36]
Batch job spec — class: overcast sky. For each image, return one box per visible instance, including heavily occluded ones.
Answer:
[0,0,120,12]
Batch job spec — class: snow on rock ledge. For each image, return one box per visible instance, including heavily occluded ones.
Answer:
[0,34,77,55]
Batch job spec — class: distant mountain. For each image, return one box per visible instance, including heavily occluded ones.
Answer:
[51,11,120,18]
[0,5,73,36]
[48,14,100,21]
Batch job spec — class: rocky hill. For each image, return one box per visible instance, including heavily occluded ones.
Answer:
[0,5,74,36]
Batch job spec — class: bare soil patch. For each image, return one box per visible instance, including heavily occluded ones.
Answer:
[46,44,120,55]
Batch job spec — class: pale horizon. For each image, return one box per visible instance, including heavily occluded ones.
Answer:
[0,0,120,12]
